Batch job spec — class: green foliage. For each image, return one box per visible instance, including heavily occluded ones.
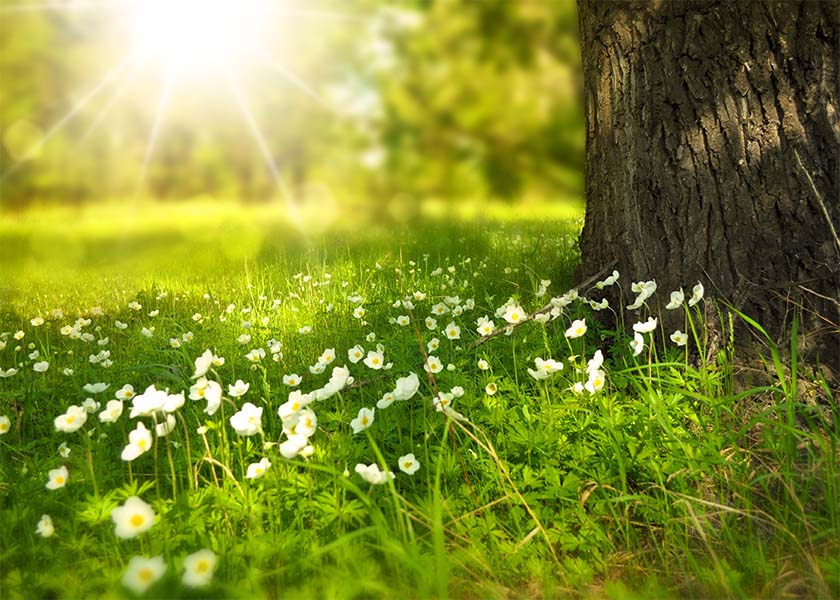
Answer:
[0,0,583,207]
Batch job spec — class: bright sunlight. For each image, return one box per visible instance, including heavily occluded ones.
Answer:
[129,0,271,72]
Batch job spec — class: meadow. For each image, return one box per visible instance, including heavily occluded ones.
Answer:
[0,200,837,599]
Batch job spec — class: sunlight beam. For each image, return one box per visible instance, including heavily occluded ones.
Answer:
[252,50,335,113]
[135,71,175,196]
[2,53,136,180]
[224,69,304,229]
[80,60,145,143]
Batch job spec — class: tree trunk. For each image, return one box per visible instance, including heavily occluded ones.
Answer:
[577,0,840,369]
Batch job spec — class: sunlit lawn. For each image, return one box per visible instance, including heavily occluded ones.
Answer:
[0,199,837,599]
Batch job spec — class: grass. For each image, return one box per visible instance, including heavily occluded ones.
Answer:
[0,199,837,599]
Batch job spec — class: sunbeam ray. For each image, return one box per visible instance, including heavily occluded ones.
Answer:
[252,49,335,113]
[2,53,136,180]
[224,68,305,230]
[80,60,145,143]
[135,70,175,196]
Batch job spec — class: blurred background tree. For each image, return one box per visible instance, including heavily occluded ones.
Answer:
[0,0,583,210]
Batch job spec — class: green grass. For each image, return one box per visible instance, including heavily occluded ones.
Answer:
[0,200,837,599]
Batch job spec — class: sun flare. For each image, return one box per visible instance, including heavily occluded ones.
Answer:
[129,0,270,72]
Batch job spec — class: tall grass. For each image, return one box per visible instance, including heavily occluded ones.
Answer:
[0,201,836,599]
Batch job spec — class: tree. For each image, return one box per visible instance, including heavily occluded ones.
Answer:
[576,0,839,367]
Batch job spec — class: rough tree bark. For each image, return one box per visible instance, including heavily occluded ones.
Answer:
[576,0,840,369]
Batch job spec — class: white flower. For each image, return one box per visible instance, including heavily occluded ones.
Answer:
[427,337,440,353]
[36,514,54,538]
[444,322,461,340]
[237,333,252,345]
[571,382,584,395]
[140,327,154,338]
[115,384,135,400]
[398,453,420,475]
[670,330,688,346]
[246,458,271,480]
[502,304,526,324]
[283,373,301,387]
[424,316,438,330]
[277,390,312,421]
[309,362,325,375]
[353,306,366,319]
[688,282,704,307]
[477,359,490,371]
[111,496,155,539]
[350,407,375,434]
[318,348,336,365]
[192,349,214,379]
[377,392,396,409]
[83,382,109,394]
[58,442,70,457]
[595,270,619,289]
[33,361,49,373]
[363,350,385,370]
[585,369,606,394]
[121,422,152,461]
[0,368,18,378]
[0,415,10,435]
[354,462,394,485]
[423,355,443,374]
[393,372,420,401]
[182,549,217,588]
[396,315,410,326]
[129,385,168,418]
[565,319,587,339]
[230,403,263,436]
[228,380,250,398]
[54,405,87,433]
[347,345,364,364]
[245,348,265,363]
[431,302,449,316]
[169,338,182,349]
[46,465,68,490]
[665,289,685,310]
[122,555,165,595]
[155,414,177,437]
[627,280,657,310]
[476,317,495,336]
[536,357,564,374]
[98,400,124,423]
[527,367,549,380]
[82,398,100,413]
[290,408,318,438]
[162,392,184,414]
[633,317,658,334]
[630,332,645,357]
[485,382,498,395]
[114,320,128,330]
[279,434,311,459]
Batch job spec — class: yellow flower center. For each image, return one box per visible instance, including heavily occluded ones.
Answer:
[403,462,412,469]
[138,568,154,582]
[0,424,8,432]
[361,417,369,425]
[54,476,65,485]
[372,358,380,365]
[67,416,76,424]
[130,514,145,527]
[138,439,147,449]
[196,560,210,574]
